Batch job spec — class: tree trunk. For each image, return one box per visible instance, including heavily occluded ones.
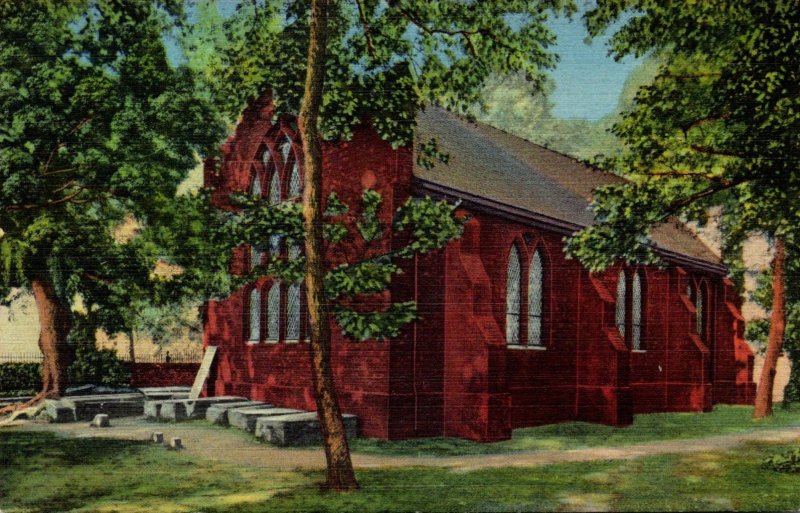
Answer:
[753,237,786,419]
[298,0,358,491]
[31,277,73,399]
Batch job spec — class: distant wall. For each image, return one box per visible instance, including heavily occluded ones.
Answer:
[130,363,199,388]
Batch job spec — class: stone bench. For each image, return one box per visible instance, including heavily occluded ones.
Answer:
[228,406,301,433]
[138,386,192,401]
[205,401,268,425]
[146,396,246,421]
[255,412,358,446]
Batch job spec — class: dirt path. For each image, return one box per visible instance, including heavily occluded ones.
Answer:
[9,417,800,471]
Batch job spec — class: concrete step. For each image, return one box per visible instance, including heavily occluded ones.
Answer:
[146,396,246,421]
[205,401,268,425]
[228,406,301,433]
[255,412,358,446]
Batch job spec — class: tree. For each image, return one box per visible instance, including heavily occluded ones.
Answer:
[746,253,800,409]
[0,1,225,400]
[182,0,574,490]
[566,1,800,418]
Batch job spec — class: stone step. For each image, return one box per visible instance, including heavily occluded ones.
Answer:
[138,386,192,401]
[148,396,246,421]
[228,406,301,433]
[205,401,268,425]
[255,412,358,446]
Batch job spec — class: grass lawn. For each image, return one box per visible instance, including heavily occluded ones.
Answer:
[350,404,800,456]
[3,428,800,512]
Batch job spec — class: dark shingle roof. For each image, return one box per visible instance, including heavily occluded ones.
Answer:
[413,106,722,268]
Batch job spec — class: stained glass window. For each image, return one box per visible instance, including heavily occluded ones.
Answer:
[269,170,281,205]
[616,270,626,338]
[287,284,300,340]
[632,272,643,350]
[280,136,292,163]
[528,249,543,346]
[267,282,281,341]
[250,173,262,197]
[696,286,704,338]
[506,245,521,345]
[262,148,272,168]
[289,161,302,198]
[248,289,260,342]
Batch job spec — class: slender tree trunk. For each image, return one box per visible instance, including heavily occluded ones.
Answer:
[31,277,73,399]
[298,0,358,491]
[753,237,786,418]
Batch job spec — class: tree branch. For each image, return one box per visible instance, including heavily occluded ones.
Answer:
[355,0,377,59]
[390,3,480,58]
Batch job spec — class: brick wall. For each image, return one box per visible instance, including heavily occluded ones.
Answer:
[130,363,199,388]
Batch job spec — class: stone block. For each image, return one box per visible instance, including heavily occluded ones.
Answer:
[91,414,110,428]
[152,432,164,443]
[255,412,358,446]
[159,401,189,422]
[69,394,145,421]
[143,400,163,419]
[205,401,266,425]
[183,396,248,419]
[170,437,183,449]
[228,406,299,433]
[45,400,76,423]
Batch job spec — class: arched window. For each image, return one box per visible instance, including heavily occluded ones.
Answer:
[248,288,261,342]
[280,136,292,163]
[506,245,521,345]
[250,174,264,269]
[268,170,281,205]
[528,249,544,346]
[631,271,643,350]
[288,161,302,198]
[267,282,281,341]
[286,243,302,341]
[615,270,626,338]
[696,285,704,339]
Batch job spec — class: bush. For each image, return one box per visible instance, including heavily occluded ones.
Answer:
[0,363,42,395]
[763,447,800,473]
[68,348,130,388]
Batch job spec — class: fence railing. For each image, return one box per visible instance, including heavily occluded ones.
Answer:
[0,352,43,363]
[0,350,203,364]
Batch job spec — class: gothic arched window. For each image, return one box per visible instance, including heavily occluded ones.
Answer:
[615,270,626,338]
[528,249,544,346]
[248,288,261,342]
[506,245,522,346]
[267,282,281,342]
[631,271,643,350]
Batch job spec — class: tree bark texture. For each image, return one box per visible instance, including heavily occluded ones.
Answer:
[753,237,786,418]
[298,0,359,491]
[31,277,73,399]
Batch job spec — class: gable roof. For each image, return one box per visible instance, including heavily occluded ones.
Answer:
[413,106,723,273]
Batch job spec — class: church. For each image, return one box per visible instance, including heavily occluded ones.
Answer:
[202,96,756,442]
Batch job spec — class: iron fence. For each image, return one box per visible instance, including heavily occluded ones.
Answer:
[0,350,202,364]
[0,353,43,363]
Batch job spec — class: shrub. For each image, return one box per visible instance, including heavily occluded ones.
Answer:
[763,447,800,473]
[0,363,42,395]
[68,348,130,388]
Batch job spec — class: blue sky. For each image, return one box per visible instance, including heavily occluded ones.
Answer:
[173,1,637,122]
[547,13,639,121]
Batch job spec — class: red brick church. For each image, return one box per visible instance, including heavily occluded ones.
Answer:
[202,96,756,442]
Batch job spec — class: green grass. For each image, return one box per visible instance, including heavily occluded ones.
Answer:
[350,404,800,456]
[2,429,800,512]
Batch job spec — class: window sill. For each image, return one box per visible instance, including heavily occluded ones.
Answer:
[246,340,260,345]
[507,344,547,351]
[265,339,279,344]
[284,339,300,344]
[631,349,647,353]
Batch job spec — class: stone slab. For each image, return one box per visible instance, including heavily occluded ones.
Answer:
[91,414,110,427]
[205,401,267,425]
[67,394,145,421]
[228,406,299,433]
[255,412,358,446]
[149,396,246,421]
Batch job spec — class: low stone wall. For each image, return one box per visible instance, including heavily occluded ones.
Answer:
[130,363,199,388]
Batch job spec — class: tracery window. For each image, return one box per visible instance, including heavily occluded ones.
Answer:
[245,127,308,344]
[506,245,522,346]
[527,249,544,346]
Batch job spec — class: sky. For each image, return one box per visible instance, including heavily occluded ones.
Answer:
[547,11,639,121]
[170,1,638,123]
